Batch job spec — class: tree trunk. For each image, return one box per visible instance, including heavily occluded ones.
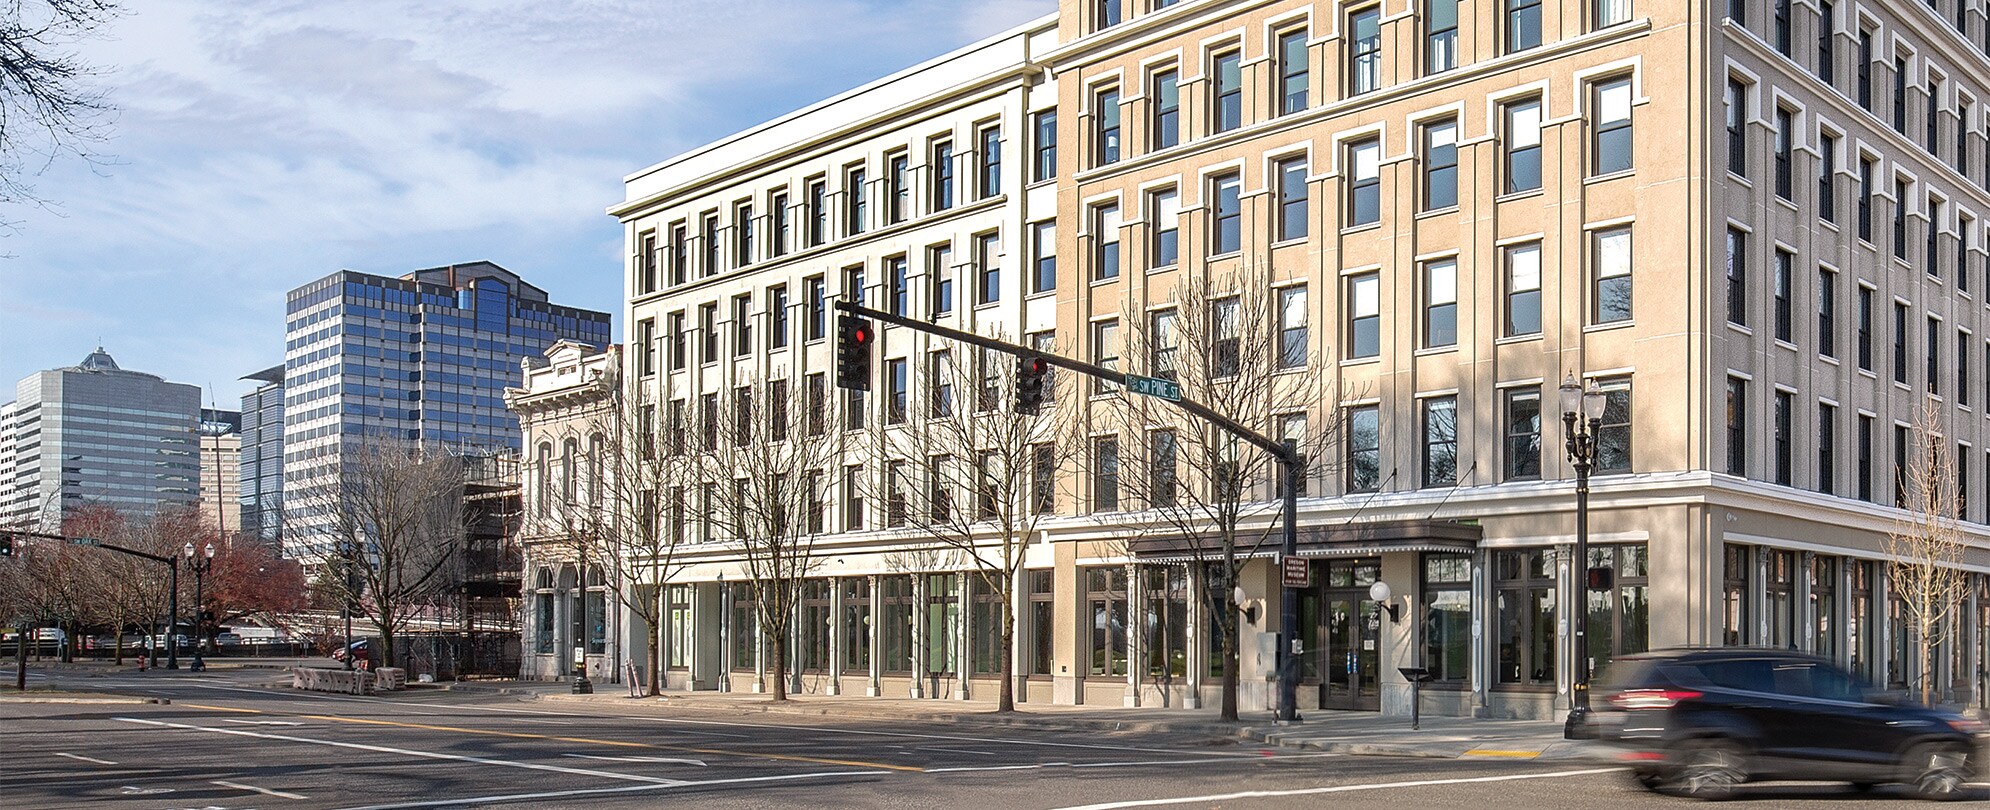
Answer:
[769,637,788,701]
[1219,606,1239,722]
[997,604,1016,713]
[648,587,664,696]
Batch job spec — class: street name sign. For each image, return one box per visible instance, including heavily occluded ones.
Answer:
[1123,374,1182,402]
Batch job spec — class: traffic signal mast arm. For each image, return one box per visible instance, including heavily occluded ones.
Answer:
[831,299,1298,466]
[4,530,177,564]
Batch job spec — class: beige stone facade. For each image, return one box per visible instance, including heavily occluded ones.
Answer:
[590,0,1990,719]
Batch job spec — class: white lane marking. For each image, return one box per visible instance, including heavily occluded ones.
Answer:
[334,770,878,810]
[213,779,309,800]
[221,718,306,726]
[182,683,1252,758]
[924,753,1341,774]
[113,717,688,786]
[55,752,118,765]
[119,785,174,795]
[920,746,1001,756]
[925,763,1050,773]
[1052,767,1626,809]
[563,754,707,766]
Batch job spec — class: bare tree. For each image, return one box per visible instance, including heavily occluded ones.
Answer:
[696,372,842,701]
[293,440,466,669]
[1887,400,1973,706]
[1102,265,1336,721]
[859,338,1079,712]
[0,0,122,211]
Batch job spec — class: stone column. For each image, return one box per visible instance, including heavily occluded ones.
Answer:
[828,578,844,696]
[957,570,972,701]
[868,575,883,697]
[1184,564,1203,710]
[910,574,927,699]
[1123,562,1141,707]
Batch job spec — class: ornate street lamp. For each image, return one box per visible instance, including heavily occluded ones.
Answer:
[1560,373,1607,739]
[183,542,215,671]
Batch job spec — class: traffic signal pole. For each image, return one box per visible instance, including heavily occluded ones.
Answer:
[832,299,1306,723]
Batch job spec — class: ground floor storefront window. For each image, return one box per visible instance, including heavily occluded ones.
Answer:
[800,579,831,671]
[665,584,691,669]
[1422,554,1471,684]
[880,575,914,674]
[926,574,959,677]
[1495,549,1556,686]
[970,576,1003,676]
[1088,567,1128,677]
[1142,565,1187,683]
[731,586,758,672]
[1723,544,1749,646]
[1029,570,1054,676]
[841,578,870,675]
[1585,545,1649,666]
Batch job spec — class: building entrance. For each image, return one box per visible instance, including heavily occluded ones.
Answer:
[1298,558,1382,711]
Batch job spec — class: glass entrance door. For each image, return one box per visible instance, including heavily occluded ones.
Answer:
[1318,559,1382,711]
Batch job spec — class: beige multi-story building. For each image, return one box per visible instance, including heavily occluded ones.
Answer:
[197,429,241,536]
[594,0,1990,719]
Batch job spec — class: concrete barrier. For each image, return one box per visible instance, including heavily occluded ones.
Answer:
[374,667,407,691]
[292,666,374,695]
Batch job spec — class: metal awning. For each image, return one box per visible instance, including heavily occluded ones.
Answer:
[1127,518,1482,563]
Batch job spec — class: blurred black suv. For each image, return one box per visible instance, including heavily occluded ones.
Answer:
[1592,647,1984,800]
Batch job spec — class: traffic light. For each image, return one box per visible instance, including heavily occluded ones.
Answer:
[835,314,874,391]
[1015,355,1049,414]
[0,532,12,558]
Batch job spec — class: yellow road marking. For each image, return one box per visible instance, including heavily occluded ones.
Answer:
[299,714,923,772]
[181,704,263,714]
[1462,749,1541,758]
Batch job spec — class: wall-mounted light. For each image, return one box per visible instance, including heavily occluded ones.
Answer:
[1233,585,1259,624]
[1369,581,1402,623]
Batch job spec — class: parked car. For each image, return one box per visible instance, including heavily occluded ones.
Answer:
[1592,647,1985,800]
[330,639,370,664]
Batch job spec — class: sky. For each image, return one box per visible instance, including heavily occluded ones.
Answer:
[0,0,1055,407]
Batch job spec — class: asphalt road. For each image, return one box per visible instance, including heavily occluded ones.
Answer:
[0,668,1973,809]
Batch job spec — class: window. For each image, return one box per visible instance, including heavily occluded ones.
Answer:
[1086,567,1127,675]
[1774,107,1794,199]
[1817,268,1835,358]
[1726,228,1747,325]
[1093,437,1120,511]
[928,455,953,522]
[879,576,911,673]
[1894,423,1910,508]
[1032,110,1056,183]
[1506,98,1543,193]
[979,125,1001,198]
[927,244,952,316]
[1423,396,1458,487]
[1505,242,1543,336]
[637,230,658,294]
[1857,285,1873,370]
[976,350,1000,414]
[668,222,688,286]
[929,350,953,418]
[1095,0,1120,29]
[1151,69,1180,149]
[931,140,955,212]
[771,192,789,257]
[1149,189,1179,268]
[1857,30,1873,109]
[1816,402,1837,494]
[1426,0,1459,74]
[1818,0,1836,83]
[768,284,784,348]
[1278,286,1308,368]
[1276,156,1308,240]
[844,264,865,305]
[807,177,827,247]
[1858,413,1874,500]
[1726,79,1748,177]
[1093,319,1119,394]
[1095,87,1121,166]
[636,318,655,376]
[1929,316,1942,394]
[1774,389,1793,485]
[843,465,865,530]
[1210,172,1242,254]
[1213,50,1243,131]
[1142,566,1188,680]
[887,255,908,316]
[1210,297,1239,376]
[1149,428,1178,507]
[700,392,719,449]
[1093,203,1121,281]
[1857,157,1875,240]
[1596,0,1631,27]
[1594,226,1633,324]
[1031,221,1056,293]
[1772,249,1792,341]
[1927,78,1941,155]
[1582,545,1651,663]
[1031,441,1055,514]
[1961,331,1972,406]
[667,311,686,370]
[805,276,826,341]
[732,294,753,356]
[1726,376,1748,475]
[886,462,907,527]
[1495,549,1557,685]
[840,578,869,674]
[1773,0,1792,54]
[844,167,867,236]
[733,386,753,446]
[1423,554,1472,683]
[1927,198,1943,277]
[975,232,1000,305]
[1348,138,1381,225]
[1277,28,1309,115]
[1349,8,1382,95]
[699,303,718,363]
[1424,259,1458,347]
[1894,302,1908,383]
[702,211,722,276]
[1347,404,1381,492]
[1028,570,1054,674]
[1348,272,1381,358]
[845,384,865,432]
[887,152,909,224]
[885,359,907,425]
[1507,0,1542,52]
[1423,118,1458,210]
[1596,376,1633,473]
[1893,57,1908,134]
[1818,132,1837,222]
[1505,387,1542,480]
[731,202,754,267]
[1149,309,1178,382]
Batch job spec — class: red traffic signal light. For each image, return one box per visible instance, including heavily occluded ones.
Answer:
[836,314,874,391]
[1015,355,1049,414]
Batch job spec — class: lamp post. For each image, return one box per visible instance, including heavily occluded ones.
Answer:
[165,555,181,670]
[573,540,593,694]
[342,540,357,672]
[1559,373,1607,739]
[184,542,214,671]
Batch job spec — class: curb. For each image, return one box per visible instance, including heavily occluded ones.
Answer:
[0,694,169,705]
[1255,731,1605,761]
[537,693,1259,738]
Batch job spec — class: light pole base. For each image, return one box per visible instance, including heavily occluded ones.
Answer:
[190,655,205,673]
[1563,705,1595,739]
[572,676,594,695]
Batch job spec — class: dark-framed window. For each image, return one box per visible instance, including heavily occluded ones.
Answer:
[1422,554,1471,682]
[840,578,870,674]
[1093,436,1119,512]
[1210,171,1242,254]
[1495,549,1556,685]
[1727,376,1748,475]
[1210,297,1239,376]
[1346,404,1381,492]
[979,125,1001,199]
[1856,30,1873,110]
[799,580,832,671]
[1817,0,1836,85]
[805,275,826,341]
[1894,302,1909,383]
[732,294,753,356]
[1726,227,1747,325]
[1149,427,1178,507]
[1726,79,1748,177]
[1348,272,1380,358]
[887,255,909,316]
[1583,545,1651,664]
[885,358,907,425]
[1506,98,1543,192]
[1151,69,1180,149]
[1772,248,1792,341]
[1504,387,1542,480]
[1773,0,1792,54]
[1817,267,1836,358]
[928,243,953,316]
[1212,50,1242,131]
[1276,156,1308,240]
[1093,203,1121,281]
[1592,76,1634,175]
[974,231,1001,305]
[931,139,955,211]
[1505,241,1543,336]
[807,177,827,247]
[702,211,723,276]
[1347,138,1381,225]
[1095,86,1121,166]
[730,584,758,671]
[1348,7,1381,95]
[1857,157,1875,240]
[1028,570,1054,675]
[1277,28,1309,115]
[1424,258,1457,348]
[1928,315,1942,395]
[1594,226,1633,324]
[668,222,688,285]
[845,167,867,236]
[970,576,1006,675]
[1278,285,1308,369]
[1032,110,1057,183]
[1893,57,1908,133]
[1150,188,1179,268]
[880,575,913,674]
[1857,413,1874,501]
[1506,0,1542,52]
[1423,118,1458,210]
[842,464,865,530]
[1774,388,1794,485]
[1819,132,1837,222]
[1425,0,1459,74]
[1149,308,1178,382]
[1773,107,1795,199]
[1031,220,1056,293]
[770,192,789,256]
[1086,567,1128,676]
[1817,401,1836,494]
[1422,396,1458,487]
[1142,566,1188,679]
[1596,376,1633,473]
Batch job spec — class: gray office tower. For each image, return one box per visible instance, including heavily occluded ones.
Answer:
[281,261,610,560]
[0,348,203,529]
[238,365,284,545]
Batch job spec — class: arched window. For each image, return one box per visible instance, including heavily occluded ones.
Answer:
[534,443,552,516]
[587,432,605,511]
[561,437,578,506]
[534,567,553,591]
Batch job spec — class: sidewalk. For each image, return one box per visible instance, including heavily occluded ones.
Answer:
[431,680,1594,760]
